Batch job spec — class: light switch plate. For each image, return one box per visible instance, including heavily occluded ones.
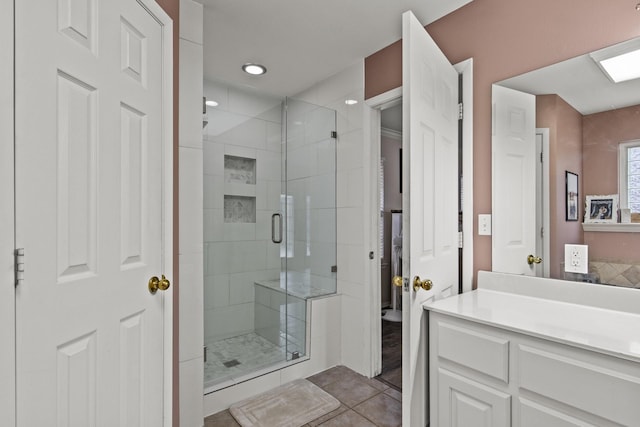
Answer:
[564,244,588,274]
[478,214,492,235]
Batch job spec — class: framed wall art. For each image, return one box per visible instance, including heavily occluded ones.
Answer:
[584,194,618,223]
[566,171,578,221]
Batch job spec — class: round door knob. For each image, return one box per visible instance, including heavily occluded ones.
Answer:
[527,254,543,265]
[413,275,433,292]
[149,274,171,294]
[392,275,403,287]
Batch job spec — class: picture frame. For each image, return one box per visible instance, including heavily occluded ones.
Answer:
[565,171,579,221]
[584,194,618,223]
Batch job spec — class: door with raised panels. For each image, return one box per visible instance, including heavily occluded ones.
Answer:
[15,0,171,425]
[402,10,460,426]
[492,85,537,275]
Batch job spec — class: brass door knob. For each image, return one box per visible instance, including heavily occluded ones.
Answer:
[149,274,171,294]
[392,276,403,287]
[527,254,543,265]
[413,276,433,292]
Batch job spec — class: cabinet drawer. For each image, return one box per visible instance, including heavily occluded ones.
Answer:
[437,321,510,382]
[518,344,640,426]
[518,398,601,427]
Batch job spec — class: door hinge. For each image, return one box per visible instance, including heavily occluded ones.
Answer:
[458,102,463,120]
[540,152,544,163]
[458,231,464,249]
[15,248,25,287]
[331,131,337,139]
[204,346,208,363]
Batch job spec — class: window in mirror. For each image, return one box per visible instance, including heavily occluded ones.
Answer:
[618,140,640,212]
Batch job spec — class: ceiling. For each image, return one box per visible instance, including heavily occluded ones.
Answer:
[498,37,640,115]
[196,0,472,97]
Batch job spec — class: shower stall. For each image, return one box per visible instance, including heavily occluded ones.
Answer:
[202,81,337,391]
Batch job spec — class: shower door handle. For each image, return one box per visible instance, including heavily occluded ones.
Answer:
[271,213,283,244]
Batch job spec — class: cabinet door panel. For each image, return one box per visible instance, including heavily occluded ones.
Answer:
[438,369,510,427]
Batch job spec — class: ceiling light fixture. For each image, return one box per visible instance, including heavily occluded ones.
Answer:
[242,63,267,76]
[205,100,219,107]
[345,99,358,105]
[599,50,640,82]
[591,38,640,83]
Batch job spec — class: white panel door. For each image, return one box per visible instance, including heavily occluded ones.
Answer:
[402,10,459,427]
[492,85,537,275]
[15,0,171,425]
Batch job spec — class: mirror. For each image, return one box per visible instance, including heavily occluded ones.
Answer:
[492,36,640,287]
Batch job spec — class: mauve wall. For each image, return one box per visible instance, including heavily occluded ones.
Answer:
[364,0,640,282]
[536,95,583,279]
[583,104,640,263]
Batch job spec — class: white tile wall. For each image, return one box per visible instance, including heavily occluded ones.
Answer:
[179,40,204,150]
[179,1,204,426]
[179,254,204,362]
[179,147,204,254]
[180,357,204,427]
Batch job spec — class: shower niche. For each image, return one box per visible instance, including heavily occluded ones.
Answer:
[203,82,337,391]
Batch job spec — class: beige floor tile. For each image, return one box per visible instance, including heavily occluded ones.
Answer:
[353,393,402,427]
[316,409,377,427]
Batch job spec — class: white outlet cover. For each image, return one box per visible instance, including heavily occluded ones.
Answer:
[478,214,492,236]
[564,244,588,274]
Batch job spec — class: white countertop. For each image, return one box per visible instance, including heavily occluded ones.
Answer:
[424,282,640,363]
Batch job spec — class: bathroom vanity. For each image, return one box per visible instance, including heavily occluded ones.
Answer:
[424,271,640,427]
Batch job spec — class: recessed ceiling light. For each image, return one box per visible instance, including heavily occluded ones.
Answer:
[591,38,640,83]
[242,63,267,76]
[345,99,358,105]
[598,49,640,83]
[205,100,218,107]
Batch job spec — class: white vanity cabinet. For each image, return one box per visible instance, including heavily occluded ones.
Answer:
[426,272,640,427]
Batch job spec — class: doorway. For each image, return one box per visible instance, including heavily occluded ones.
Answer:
[377,103,403,390]
[365,58,474,385]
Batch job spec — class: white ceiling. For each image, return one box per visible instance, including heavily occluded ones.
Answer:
[196,0,472,97]
[498,37,640,115]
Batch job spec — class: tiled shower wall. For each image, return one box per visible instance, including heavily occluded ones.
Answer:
[203,80,283,343]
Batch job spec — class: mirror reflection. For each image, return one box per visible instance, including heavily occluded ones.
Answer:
[493,36,640,288]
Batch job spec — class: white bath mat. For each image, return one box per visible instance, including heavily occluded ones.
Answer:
[229,378,340,427]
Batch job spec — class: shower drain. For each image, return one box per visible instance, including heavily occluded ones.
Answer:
[223,359,241,368]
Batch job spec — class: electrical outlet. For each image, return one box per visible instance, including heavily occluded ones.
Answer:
[478,214,492,235]
[564,244,588,274]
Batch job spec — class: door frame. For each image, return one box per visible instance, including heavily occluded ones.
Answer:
[365,58,474,377]
[536,128,551,278]
[6,1,174,424]
[1,0,15,424]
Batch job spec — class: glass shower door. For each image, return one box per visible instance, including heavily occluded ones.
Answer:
[280,97,337,360]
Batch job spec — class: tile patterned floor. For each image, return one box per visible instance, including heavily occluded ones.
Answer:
[204,333,286,387]
[204,365,402,427]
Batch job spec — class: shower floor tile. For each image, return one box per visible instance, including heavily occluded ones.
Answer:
[204,333,287,387]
